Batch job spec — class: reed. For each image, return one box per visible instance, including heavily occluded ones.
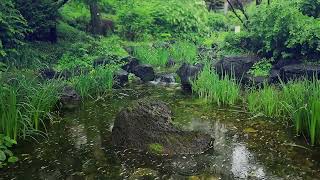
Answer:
[192,64,241,106]
[247,84,282,117]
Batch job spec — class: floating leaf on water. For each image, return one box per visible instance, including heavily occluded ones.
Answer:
[243,127,258,133]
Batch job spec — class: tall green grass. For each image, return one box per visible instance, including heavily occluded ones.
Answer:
[72,67,115,97]
[133,45,170,67]
[246,78,320,145]
[0,85,20,140]
[192,64,241,106]
[247,85,282,117]
[0,74,62,141]
[170,41,198,64]
[133,40,198,67]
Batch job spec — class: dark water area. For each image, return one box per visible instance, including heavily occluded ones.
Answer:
[1,84,320,180]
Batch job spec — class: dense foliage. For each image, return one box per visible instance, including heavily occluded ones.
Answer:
[117,0,209,41]
[0,0,28,58]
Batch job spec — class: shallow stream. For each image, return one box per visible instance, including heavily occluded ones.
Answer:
[1,84,320,180]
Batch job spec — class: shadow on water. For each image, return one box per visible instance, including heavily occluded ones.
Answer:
[1,84,320,179]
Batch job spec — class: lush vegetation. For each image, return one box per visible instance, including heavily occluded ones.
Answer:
[0,0,320,171]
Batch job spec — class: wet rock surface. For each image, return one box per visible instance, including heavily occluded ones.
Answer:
[154,73,176,84]
[111,99,214,155]
[280,64,320,82]
[114,69,129,87]
[214,55,260,79]
[176,63,204,93]
[59,86,81,109]
[121,56,140,73]
[132,65,155,82]
[39,68,59,80]
[166,58,176,68]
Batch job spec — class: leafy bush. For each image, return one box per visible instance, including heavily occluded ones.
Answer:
[59,0,90,30]
[248,59,272,77]
[0,134,18,168]
[15,0,63,42]
[246,0,320,60]
[0,0,28,58]
[57,36,128,71]
[117,0,209,40]
[298,0,320,18]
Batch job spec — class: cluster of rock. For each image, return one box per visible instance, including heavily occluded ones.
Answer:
[175,55,320,92]
[214,55,320,86]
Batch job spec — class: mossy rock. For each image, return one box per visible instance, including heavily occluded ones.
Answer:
[111,99,214,155]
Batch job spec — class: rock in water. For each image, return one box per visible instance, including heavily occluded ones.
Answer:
[59,86,81,110]
[176,63,204,93]
[111,99,214,155]
[132,65,155,82]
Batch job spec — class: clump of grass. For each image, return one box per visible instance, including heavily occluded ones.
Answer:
[72,66,116,97]
[133,45,170,67]
[0,73,63,141]
[0,85,20,140]
[170,40,198,64]
[246,78,320,145]
[281,79,320,145]
[148,143,164,155]
[192,64,241,106]
[247,84,282,117]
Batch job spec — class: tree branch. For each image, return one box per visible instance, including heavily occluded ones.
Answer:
[226,0,248,29]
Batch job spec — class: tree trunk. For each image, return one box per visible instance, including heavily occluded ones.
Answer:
[89,1,101,35]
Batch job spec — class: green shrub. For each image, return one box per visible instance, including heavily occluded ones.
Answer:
[59,0,90,30]
[117,0,209,41]
[0,0,28,58]
[0,134,18,168]
[248,59,272,77]
[298,0,320,18]
[246,0,320,60]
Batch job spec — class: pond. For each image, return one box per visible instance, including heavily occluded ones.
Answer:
[1,84,320,180]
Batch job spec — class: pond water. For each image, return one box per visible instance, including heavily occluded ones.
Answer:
[1,84,320,180]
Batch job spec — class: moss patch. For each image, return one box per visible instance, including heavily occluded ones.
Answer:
[148,143,164,155]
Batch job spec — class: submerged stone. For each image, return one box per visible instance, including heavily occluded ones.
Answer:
[59,86,81,110]
[111,99,214,155]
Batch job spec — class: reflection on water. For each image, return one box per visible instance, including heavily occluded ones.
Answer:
[1,84,320,179]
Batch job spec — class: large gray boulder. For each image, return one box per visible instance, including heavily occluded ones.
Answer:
[111,99,214,155]
[214,55,260,79]
[280,64,320,82]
